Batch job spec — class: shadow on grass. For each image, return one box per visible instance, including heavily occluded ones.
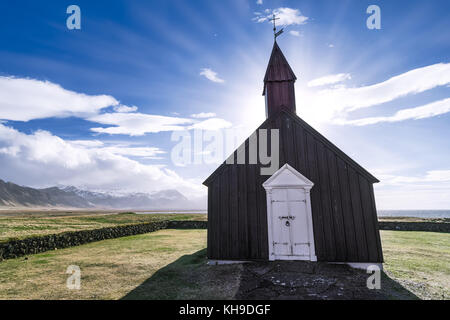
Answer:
[122,249,207,300]
[379,271,419,300]
[122,250,419,300]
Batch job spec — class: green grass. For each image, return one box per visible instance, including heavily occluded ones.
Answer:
[0,229,210,300]
[0,212,206,243]
[381,230,450,300]
[122,248,242,300]
[0,228,447,300]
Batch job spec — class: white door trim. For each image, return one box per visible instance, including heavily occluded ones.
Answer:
[263,164,317,262]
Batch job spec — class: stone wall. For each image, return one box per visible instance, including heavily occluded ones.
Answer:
[1,219,447,261]
[0,220,187,261]
[378,221,449,233]
[0,220,209,261]
[167,220,207,229]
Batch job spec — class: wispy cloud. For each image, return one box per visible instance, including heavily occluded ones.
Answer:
[191,112,216,118]
[200,68,225,83]
[98,146,165,159]
[339,98,450,126]
[0,74,232,136]
[0,76,118,121]
[89,112,193,136]
[307,73,351,87]
[302,63,450,124]
[254,7,309,26]
[289,30,301,37]
[69,140,165,159]
[69,140,105,148]
[89,112,232,136]
[379,169,450,185]
[256,0,263,5]
[375,169,450,210]
[113,105,138,113]
[188,118,232,130]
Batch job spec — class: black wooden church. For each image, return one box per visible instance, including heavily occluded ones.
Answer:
[203,41,383,265]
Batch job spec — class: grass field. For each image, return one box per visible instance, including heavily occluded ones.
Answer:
[0,228,448,299]
[381,230,449,299]
[0,211,206,243]
[0,229,217,299]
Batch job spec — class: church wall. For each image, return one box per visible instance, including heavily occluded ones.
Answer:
[206,112,383,263]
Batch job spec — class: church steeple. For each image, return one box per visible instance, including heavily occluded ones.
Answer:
[263,41,297,118]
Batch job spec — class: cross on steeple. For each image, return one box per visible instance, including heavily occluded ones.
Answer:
[269,13,284,40]
[269,14,279,35]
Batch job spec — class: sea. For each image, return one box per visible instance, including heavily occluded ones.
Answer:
[138,209,450,219]
[377,210,450,219]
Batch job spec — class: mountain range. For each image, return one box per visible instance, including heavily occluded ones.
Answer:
[0,179,201,209]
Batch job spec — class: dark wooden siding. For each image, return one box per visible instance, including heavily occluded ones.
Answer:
[206,111,383,262]
[265,81,296,118]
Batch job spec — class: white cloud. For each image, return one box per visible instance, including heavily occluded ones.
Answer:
[188,118,233,130]
[328,44,334,48]
[68,140,164,158]
[254,7,309,26]
[376,170,450,186]
[69,140,105,148]
[88,112,233,135]
[289,30,301,37]
[374,169,450,209]
[307,73,351,87]
[113,105,138,113]
[0,76,118,121]
[256,0,263,5]
[0,75,233,137]
[301,63,450,124]
[191,112,217,118]
[98,146,165,159]
[200,68,225,83]
[274,7,309,26]
[88,112,194,136]
[340,98,450,126]
[0,123,204,198]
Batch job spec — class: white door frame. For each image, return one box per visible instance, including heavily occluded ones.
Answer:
[263,164,317,261]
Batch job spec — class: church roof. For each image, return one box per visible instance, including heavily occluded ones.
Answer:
[263,41,297,85]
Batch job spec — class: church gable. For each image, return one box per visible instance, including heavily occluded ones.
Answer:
[203,109,378,186]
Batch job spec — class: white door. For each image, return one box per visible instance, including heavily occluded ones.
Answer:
[270,188,310,258]
[263,164,317,261]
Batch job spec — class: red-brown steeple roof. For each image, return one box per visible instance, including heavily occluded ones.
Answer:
[263,41,297,90]
[263,41,298,118]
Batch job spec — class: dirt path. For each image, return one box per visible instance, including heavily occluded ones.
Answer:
[235,261,418,300]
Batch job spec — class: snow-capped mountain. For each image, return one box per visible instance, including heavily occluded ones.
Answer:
[0,179,200,209]
[61,186,191,209]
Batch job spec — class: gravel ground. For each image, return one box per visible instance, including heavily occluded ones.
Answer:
[235,260,418,300]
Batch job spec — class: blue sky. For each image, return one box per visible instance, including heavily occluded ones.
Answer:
[0,0,449,209]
